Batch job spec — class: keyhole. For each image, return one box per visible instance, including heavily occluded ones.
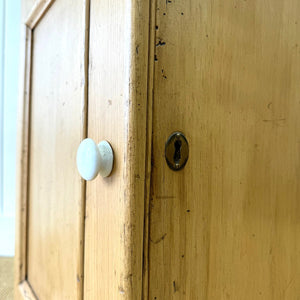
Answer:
[173,139,182,165]
[165,132,189,171]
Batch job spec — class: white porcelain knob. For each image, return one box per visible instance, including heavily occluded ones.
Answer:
[76,138,114,180]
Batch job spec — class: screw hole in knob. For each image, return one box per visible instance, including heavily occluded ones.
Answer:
[76,138,114,181]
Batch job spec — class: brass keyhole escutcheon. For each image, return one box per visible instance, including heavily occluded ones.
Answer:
[165,132,189,171]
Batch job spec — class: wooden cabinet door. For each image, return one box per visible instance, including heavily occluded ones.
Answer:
[16,0,150,299]
[17,0,300,299]
[15,0,88,298]
[146,0,300,299]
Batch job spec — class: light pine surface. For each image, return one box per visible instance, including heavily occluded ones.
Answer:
[16,0,89,299]
[84,0,149,299]
[147,0,300,299]
[16,0,300,299]
[17,0,150,299]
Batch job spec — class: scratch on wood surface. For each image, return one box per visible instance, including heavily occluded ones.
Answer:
[150,233,167,244]
[156,195,175,199]
[262,118,286,126]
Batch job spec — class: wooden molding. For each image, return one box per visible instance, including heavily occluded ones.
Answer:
[142,0,156,298]
[14,25,32,295]
[17,281,38,300]
[25,0,54,29]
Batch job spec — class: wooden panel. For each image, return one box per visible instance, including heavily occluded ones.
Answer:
[25,0,88,298]
[84,0,150,298]
[148,0,300,299]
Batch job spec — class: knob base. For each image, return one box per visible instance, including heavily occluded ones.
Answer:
[98,140,114,178]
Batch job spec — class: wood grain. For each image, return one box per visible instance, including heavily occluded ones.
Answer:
[84,0,150,298]
[148,0,300,299]
[25,0,88,298]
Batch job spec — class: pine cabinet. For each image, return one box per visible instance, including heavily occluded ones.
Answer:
[16,0,300,299]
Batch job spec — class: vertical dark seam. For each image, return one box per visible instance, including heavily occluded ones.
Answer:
[81,0,90,298]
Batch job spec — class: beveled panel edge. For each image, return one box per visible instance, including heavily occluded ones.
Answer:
[17,280,38,300]
[25,0,55,29]
[15,25,32,298]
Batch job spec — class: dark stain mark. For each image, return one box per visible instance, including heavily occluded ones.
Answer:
[173,281,177,293]
[186,209,190,213]
[156,40,166,47]
[181,12,184,15]
[108,99,112,105]
[150,233,167,244]
[154,55,158,61]
[136,45,139,54]
[181,254,185,258]
[163,12,166,15]
[155,25,159,30]
[267,102,272,109]
[151,156,155,167]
